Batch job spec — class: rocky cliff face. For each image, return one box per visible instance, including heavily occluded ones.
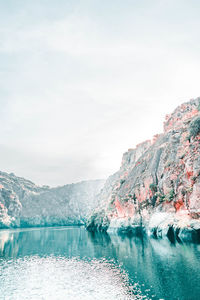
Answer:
[86,98,200,242]
[0,171,105,228]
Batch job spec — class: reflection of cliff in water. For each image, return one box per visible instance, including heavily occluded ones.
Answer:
[1,227,200,300]
[88,231,200,300]
[0,227,93,258]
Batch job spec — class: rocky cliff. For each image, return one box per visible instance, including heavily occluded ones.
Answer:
[86,98,200,242]
[0,171,104,228]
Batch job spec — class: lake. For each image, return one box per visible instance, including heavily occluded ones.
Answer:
[0,226,200,300]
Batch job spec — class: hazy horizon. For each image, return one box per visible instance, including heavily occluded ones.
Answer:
[1,0,200,186]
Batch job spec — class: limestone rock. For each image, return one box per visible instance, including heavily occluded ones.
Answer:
[86,98,200,242]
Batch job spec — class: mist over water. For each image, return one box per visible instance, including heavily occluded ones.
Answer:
[0,227,200,300]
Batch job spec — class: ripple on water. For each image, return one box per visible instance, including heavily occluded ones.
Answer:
[0,256,146,300]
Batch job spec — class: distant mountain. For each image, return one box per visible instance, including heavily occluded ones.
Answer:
[0,171,105,228]
[86,98,200,242]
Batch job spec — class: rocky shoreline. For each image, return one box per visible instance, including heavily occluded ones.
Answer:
[86,210,200,243]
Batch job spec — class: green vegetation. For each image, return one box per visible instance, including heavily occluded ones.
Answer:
[133,193,137,203]
[120,179,125,185]
[191,176,197,182]
[151,195,157,207]
[181,189,186,196]
[165,189,175,202]
[149,183,157,193]
[156,192,165,203]
[188,116,200,139]
[127,193,137,204]
[157,190,175,203]
[123,198,129,203]
[110,193,116,204]
[169,189,175,201]
[179,153,185,160]
[198,100,200,111]
[110,198,115,204]
[165,160,172,168]
[186,186,193,193]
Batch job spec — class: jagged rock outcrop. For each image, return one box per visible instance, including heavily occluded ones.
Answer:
[0,171,105,228]
[86,98,200,242]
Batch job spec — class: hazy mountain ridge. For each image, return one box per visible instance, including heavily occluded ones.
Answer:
[0,171,105,228]
[86,98,200,242]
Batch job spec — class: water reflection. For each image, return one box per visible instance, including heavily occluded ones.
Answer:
[0,227,200,300]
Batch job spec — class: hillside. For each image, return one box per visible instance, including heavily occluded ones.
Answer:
[0,171,105,228]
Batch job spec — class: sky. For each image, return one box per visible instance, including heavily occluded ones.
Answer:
[0,0,200,186]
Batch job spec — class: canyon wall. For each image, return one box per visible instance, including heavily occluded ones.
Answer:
[0,171,104,228]
[86,98,200,242]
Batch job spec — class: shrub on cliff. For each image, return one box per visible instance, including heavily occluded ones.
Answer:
[122,198,129,203]
[128,193,137,203]
[198,100,200,111]
[151,195,157,207]
[156,192,165,203]
[149,183,157,193]
[165,189,175,202]
[188,116,200,139]
[120,179,125,185]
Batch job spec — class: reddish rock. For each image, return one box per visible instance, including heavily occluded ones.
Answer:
[87,98,200,241]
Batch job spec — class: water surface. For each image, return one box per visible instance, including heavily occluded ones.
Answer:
[0,226,200,300]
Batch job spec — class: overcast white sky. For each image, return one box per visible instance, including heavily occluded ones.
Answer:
[0,0,200,186]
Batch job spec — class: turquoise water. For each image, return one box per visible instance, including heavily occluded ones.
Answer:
[0,227,200,300]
